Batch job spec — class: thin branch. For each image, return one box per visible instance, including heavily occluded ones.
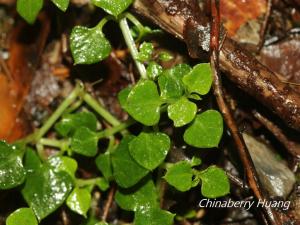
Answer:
[102,185,116,221]
[209,1,280,224]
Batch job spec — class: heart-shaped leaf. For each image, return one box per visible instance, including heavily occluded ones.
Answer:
[17,0,43,24]
[115,176,158,211]
[136,42,154,62]
[167,97,197,127]
[95,153,113,181]
[184,110,223,148]
[111,136,149,188]
[129,132,170,170]
[51,0,69,11]
[71,127,99,157]
[134,207,175,225]
[6,208,38,225]
[0,141,26,190]
[66,187,91,217]
[70,26,111,64]
[158,64,191,100]
[183,63,212,95]
[126,80,162,126]
[48,156,78,179]
[198,166,230,198]
[164,161,194,192]
[92,0,133,16]
[55,111,97,137]
[21,165,73,220]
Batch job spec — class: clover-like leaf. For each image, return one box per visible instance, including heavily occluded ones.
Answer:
[55,111,97,137]
[24,148,42,172]
[167,97,197,127]
[51,0,69,11]
[95,153,113,181]
[126,80,162,126]
[111,136,149,188]
[164,161,194,192]
[66,187,91,217]
[0,141,26,190]
[21,165,73,220]
[115,176,158,211]
[48,156,78,179]
[136,42,154,62]
[158,51,173,62]
[71,127,99,157]
[92,0,133,16]
[134,207,175,225]
[198,166,230,198]
[6,208,38,225]
[183,63,212,95]
[17,0,43,24]
[70,26,111,65]
[129,132,170,170]
[184,110,223,148]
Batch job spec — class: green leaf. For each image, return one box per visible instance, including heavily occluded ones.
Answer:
[198,166,230,198]
[48,156,78,179]
[70,26,112,65]
[126,80,162,126]
[164,161,194,192]
[95,177,109,191]
[167,97,197,127]
[24,148,41,172]
[190,157,202,167]
[16,0,43,24]
[21,165,73,220]
[184,110,223,148]
[118,86,132,109]
[134,207,174,225]
[129,132,170,170]
[111,136,149,188]
[92,0,132,16]
[6,208,38,225]
[66,187,91,217]
[95,153,113,180]
[0,141,26,190]
[71,127,99,157]
[183,63,212,95]
[146,62,163,80]
[158,51,173,62]
[136,42,154,62]
[115,177,158,211]
[51,0,69,11]
[55,111,98,137]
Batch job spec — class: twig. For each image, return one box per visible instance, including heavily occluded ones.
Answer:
[257,0,273,52]
[226,171,249,191]
[209,1,280,225]
[252,110,300,158]
[102,185,116,221]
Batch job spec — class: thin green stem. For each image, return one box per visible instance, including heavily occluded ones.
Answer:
[34,82,84,142]
[125,13,144,33]
[83,92,121,127]
[76,178,100,188]
[96,15,114,30]
[119,17,147,79]
[97,119,135,139]
[39,138,70,151]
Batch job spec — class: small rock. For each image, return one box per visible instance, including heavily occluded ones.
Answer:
[243,133,296,198]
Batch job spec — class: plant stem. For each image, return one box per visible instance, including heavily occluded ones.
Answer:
[96,15,114,30]
[97,119,135,139]
[39,138,70,151]
[76,178,100,187]
[83,92,121,127]
[119,17,147,79]
[33,82,84,142]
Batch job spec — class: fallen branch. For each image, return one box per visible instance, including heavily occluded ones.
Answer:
[132,0,300,131]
